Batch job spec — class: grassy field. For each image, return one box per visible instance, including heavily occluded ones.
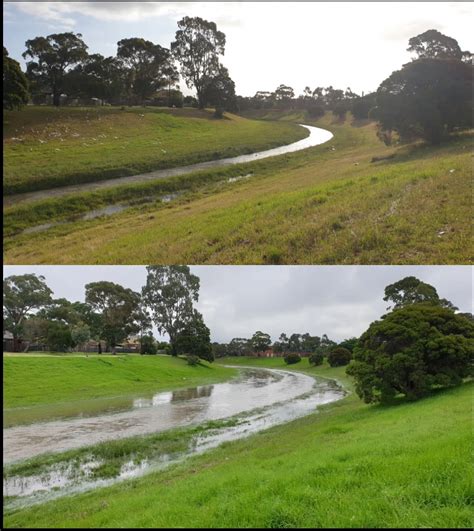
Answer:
[4,112,472,264]
[3,106,305,194]
[4,357,471,528]
[3,354,237,410]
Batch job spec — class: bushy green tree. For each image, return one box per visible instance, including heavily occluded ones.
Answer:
[250,331,272,352]
[174,310,213,362]
[284,352,301,365]
[347,304,474,403]
[327,347,352,367]
[23,32,88,106]
[383,276,457,310]
[3,47,29,109]
[308,351,324,366]
[140,334,157,355]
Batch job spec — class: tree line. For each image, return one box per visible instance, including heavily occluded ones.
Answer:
[3,16,237,116]
[3,266,213,364]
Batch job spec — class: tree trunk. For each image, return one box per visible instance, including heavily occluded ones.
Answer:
[53,91,61,107]
[12,335,20,353]
[98,342,102,354]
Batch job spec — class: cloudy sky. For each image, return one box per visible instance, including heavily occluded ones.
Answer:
[4,2,473,96]
[3,266,473,343]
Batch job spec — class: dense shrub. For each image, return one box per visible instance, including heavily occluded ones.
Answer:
[308,352,324,366]
[327,347,352,367]
[140,334,157,355]
[347,304,474,403]
[284,353,302,365]
[186,355,200,366]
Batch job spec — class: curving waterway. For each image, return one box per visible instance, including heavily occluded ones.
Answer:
[3,367,345,508]
[4,124,333,207]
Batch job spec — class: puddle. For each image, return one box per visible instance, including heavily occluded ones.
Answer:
[3,368,345,510]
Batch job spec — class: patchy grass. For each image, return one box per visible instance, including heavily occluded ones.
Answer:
[4,113,471,265]
[3,354,236,410]
[3,106,305,194]
[4,360,471,528]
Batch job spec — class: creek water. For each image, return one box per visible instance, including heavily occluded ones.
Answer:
[5,124,333,207]
[3,367,345,508]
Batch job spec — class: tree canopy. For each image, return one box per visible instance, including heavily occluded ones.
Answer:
[142,266,200,355]
[383,276,457,311]
[171,16,226,108]
[347,304,474,403]
[3,47,29,109]
[23,32,88,106]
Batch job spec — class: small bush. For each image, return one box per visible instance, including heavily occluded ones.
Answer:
[327,347,352,367]
[308,352,324,366]
[284,353,301,365]
[186,355,200,366]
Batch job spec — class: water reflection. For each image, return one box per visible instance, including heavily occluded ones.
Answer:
[4,368,314,463]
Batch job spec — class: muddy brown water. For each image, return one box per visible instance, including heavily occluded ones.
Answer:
[4,125,333,207]
[3,367,345,508]
[3,367,342,464]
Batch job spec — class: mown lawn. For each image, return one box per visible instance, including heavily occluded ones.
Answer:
[4,359,471,528]
[3,354,236,409]
[3,106,305,194]
[4,113,471,265]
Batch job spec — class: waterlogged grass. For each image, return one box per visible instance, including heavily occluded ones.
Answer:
[3,354,237,410]
[4,360,471,528]
[4,106,306,194]
[4,417,244,482]
[4,113,472,264]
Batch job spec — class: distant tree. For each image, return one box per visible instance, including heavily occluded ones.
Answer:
[383,276,458,311]
[46,321,74,352]
[23,32,88,106]
[300,333,321,352]
[85,281,140,354]
[116,38,176,103]
[351,92,376,120]
[71,324,91,350]
[347,305,474,403]
[201,64,236,116]
[23,317,50,349]
[140,333,157,355]
[64,54,125,102]
[250,331,272,353]
[142,266,200,355]
[228,337,252,356]
[284,352,301,365]
[3,47,29,109]
[407,29,464,60]
[338,337,359,353]
[3,274,53,352]
[308,351,324,366]
[328,347,352,367]
[174,310,213,362]
[211,342,229,358]
[171,16,226,109]
[287,333,302,352]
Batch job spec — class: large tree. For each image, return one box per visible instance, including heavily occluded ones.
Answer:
[171,16,226,109]
[250,331,272,353]
[142,266,200,355]
[383,276,457,311]
[23,32,88,106]
[174,310,213,362]
[117,38,176,103]
[3,274,53,351]
[347,305,474,403]
[372,31,472,145]
[201,64,236,116]
[85,281,140,354]
[3,47,29,109]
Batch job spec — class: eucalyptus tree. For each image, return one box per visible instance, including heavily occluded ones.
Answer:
[171,16,226,108]
[3,274,53,351]
[23,32,88,106]
[142,266,200,355]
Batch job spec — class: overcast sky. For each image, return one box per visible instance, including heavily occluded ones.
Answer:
[3,266,473,343]
[4,2,473,96]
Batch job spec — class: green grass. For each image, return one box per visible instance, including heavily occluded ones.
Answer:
[4,359,471,528]
[3,106,306,194]
[3,354,237,410]
[5,113,472,265]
